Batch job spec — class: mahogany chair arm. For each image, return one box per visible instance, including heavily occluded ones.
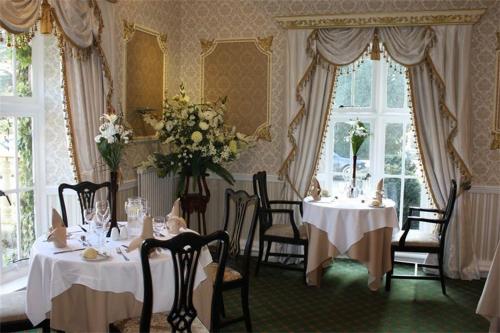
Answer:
[409,206,444,215]
[268,200,303,216]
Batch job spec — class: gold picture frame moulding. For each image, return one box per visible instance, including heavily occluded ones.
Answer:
[123,20,167,142]
[492,32,500,150]
[200,37,273,141]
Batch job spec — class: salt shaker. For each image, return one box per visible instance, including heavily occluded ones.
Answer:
[120,226,128,240]
[111,227,120,241]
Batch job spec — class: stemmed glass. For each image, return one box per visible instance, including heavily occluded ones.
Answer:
[152,216,165,237]
[95,200,110,248]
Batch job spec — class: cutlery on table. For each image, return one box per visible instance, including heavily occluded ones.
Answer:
[116,247,130,261]
[54,248,85,254]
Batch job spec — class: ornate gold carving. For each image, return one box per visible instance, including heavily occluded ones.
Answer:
[123,20,135,42]
[275,9,486,29]
[254,125,272,142]
[157,34,167,53]
[200,39,215,54]
[257,36,273,53]
[491,132,500,149]
[496,32,500,51]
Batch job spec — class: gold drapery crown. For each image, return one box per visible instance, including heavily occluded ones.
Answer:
[40,0,53,34]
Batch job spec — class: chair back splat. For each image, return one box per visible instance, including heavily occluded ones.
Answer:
[140,231,229,333]
[58,181,111,226]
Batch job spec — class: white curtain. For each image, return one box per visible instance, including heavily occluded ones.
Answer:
[283,25,478,279]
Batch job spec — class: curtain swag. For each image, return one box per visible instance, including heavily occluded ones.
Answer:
[0,0,115,183]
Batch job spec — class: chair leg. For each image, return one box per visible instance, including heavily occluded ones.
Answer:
[241,284,252,332]
[255,237,264,276]
[303,243,308,285]
[220,293,226,318]
[438,252,446,295]
[264,241,272,263]
[385,248,394,291]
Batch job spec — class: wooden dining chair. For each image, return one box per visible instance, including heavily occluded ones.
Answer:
[252,171,308,282]
[113,231,229,333]
[58,181,111,226]
[385,179,457,295]
[206,189,259,332]
[0,290,50,333]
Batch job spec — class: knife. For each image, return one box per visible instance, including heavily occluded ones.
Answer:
[53,248,85,254]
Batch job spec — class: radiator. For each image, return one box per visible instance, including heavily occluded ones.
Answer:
[470,187,500,271]
[137,169,176,218]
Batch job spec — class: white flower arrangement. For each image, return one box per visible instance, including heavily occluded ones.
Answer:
[141,84,251,188]
[95,109,132,172]
[345,119,369,156]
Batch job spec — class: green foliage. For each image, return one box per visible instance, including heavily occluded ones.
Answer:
[97,139,124,172]
[15,44,32,97]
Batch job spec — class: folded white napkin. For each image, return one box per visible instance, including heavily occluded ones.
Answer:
[372,178,384,206]
[127,216,154,252]
[309,177,322,201]
[166,198,187,234]
[48,209,67,248]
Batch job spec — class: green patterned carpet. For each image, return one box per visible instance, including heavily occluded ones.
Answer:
[221,259,489,332]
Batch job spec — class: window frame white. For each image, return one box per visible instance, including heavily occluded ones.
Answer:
[0,34,45,282]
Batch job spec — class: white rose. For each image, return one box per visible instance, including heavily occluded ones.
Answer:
[199,122,209,130]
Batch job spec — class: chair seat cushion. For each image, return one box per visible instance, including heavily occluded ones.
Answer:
[113,312,208,333]
[206,262,242,282]
[392,230,440,248]
[0,290,28,323]
[264,223,307,240]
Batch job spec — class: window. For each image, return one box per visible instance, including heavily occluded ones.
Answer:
[0,32,43,276]
[316,59,430,226]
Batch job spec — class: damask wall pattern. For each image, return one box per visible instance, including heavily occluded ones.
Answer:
[176,0,500,186]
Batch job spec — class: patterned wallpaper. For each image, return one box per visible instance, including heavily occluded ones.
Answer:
[175,0,500,186]
[44,35,74,186]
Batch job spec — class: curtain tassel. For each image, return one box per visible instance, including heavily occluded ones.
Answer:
[371,29,380,61]
[40,0,53,34]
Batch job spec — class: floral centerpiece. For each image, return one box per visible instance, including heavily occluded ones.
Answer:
[94,110,132,233]
[95,112,133,172]
[142,84,251,194]
[345,119,369,196]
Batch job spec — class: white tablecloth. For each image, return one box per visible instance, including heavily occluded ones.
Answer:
[477,242,500,332]
[26,226,212,326]
[303,197,399,254]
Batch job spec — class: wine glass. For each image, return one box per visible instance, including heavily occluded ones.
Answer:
[95,200,110,247]
[83,208,95,226]
[152,216,165,237]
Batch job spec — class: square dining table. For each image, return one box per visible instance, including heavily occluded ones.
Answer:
[303,197,399,290]
[25,225,213,332]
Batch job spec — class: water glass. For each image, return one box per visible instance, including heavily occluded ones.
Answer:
[152,216,165,236]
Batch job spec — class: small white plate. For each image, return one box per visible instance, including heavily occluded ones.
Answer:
[81,252,110,261]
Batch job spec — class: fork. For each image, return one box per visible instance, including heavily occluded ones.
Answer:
[116,247,130,261]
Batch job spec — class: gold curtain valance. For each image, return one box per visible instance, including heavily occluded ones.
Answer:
[275,9,485,29]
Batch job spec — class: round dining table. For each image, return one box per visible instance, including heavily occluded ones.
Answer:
[25,225,213,332]
[302,196,399,290]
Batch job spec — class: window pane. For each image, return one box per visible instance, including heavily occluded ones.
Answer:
[333,122,350,175]
[333,73,352,108]
[20,190,35,258]
[0,117,16,191]
[0,43,14,96]
[384,178,401,217]
[405,124,418,176]
[354,60,372,107]
[387,66,406,109]
[15,44,32,97]
[384,123,403,175]
[1,193,18,267]
[403,178,422,228]
[17,117,33,188]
